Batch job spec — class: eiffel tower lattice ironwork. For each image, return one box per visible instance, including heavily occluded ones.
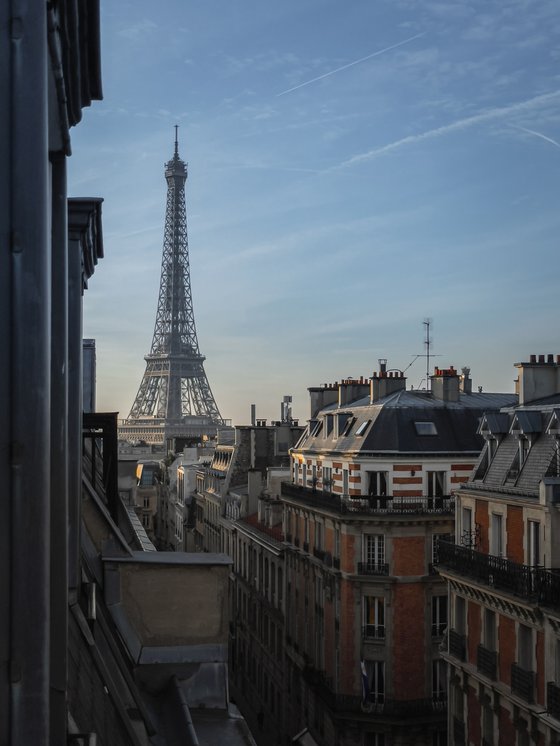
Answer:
[120,128,224,444]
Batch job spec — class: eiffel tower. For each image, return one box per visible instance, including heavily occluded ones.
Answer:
[119,128,225,445]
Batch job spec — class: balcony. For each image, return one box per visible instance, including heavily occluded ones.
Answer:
[511,663,535,703]
[357,562,389,576]
[281,482,455,516]
[303,667,446,718]
[448,629,466,661]
[477,644,497,680]
[436,541,560,612]
[547,681,560,719]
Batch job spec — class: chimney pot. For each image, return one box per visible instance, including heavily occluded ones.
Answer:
[557,355,560,365]
[539,354,545,363]
[530,354,536,363]
[548,354,554,364]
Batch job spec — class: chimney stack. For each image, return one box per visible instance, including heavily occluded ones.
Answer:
[460,366,472,394]
[431,366,460,403]
[370,361,406,403]
[338,377,370,407]
[308,383,340,418]
[515,354,560,405]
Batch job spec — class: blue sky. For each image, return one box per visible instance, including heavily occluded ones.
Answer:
[69,0,560,426]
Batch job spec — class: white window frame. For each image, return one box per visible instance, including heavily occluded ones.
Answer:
[363,534,385,568]
[363,596,385,639]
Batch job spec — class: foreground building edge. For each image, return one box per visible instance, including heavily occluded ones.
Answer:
[1,3,255,744]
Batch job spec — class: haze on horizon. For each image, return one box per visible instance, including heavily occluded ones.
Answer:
[68,0,560,426]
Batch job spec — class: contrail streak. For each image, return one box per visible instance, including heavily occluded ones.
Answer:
[276,32,425,97]
[511,124,560,149]
[339,90,560,167]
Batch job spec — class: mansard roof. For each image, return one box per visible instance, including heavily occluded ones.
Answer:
[466,403,560,496]
[297,388,517,456]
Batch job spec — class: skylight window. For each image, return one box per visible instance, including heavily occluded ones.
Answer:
[415,421,437,436]
[355,420,371,436]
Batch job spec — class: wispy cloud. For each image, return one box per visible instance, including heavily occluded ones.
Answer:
[276,32,426,97]
[339,90,560,167]
[510,124,560,149]
[117,19,157,40]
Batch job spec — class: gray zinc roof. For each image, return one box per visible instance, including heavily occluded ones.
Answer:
[300,389,517,455]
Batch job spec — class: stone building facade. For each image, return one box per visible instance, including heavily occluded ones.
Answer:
[279,365,516,746]
[437,354,560,746]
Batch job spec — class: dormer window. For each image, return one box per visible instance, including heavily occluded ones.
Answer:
[473,437,497,481]
[505,435,531,484]
[341,416,356,437]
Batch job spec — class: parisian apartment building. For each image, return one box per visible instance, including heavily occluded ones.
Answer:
[195,363,517,746]
[437,354,560,746]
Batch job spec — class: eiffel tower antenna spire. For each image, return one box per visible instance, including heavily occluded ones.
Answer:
[120,130,225,445]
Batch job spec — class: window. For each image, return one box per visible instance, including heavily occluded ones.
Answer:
[315,521,323,550]
[363,660,385,704]
[334,527,340,559]
[484,608,496,651]
[415,421,438,436]
[491,513,504,557]
[460,506,475,546]
[322,466,333,491]
[367,471,388,497]
[363,534,385,568]
[427,471,445,498]
[310,420,323,437]
[482,704,493,744]
[302,464,307,486]
[527,520,540,566]
[356,419,372,436]
[325,414,334,436]
[342,468,349,495]
[432,533,453,564]
[518,624,533,671]
[363,596,385,639]
[432,659,446,700]
[432,596,448,637]
[293,461,299,483]
[454,596,466,635]
[341,416,356,436]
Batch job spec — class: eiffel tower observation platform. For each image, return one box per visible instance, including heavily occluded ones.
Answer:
[119,129,226,446]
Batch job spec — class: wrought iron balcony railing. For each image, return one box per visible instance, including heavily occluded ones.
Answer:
[436,541,560,612]
[357,562,390,576]
[303,666,446,718]
[448,629,466,661]
[547,681,560,720]
[362,625,385,640]
[511,663,535,703]
[281,482,455,516]
[477,644,497,680]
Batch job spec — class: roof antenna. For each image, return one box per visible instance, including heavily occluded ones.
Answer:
[174,124,179,157]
